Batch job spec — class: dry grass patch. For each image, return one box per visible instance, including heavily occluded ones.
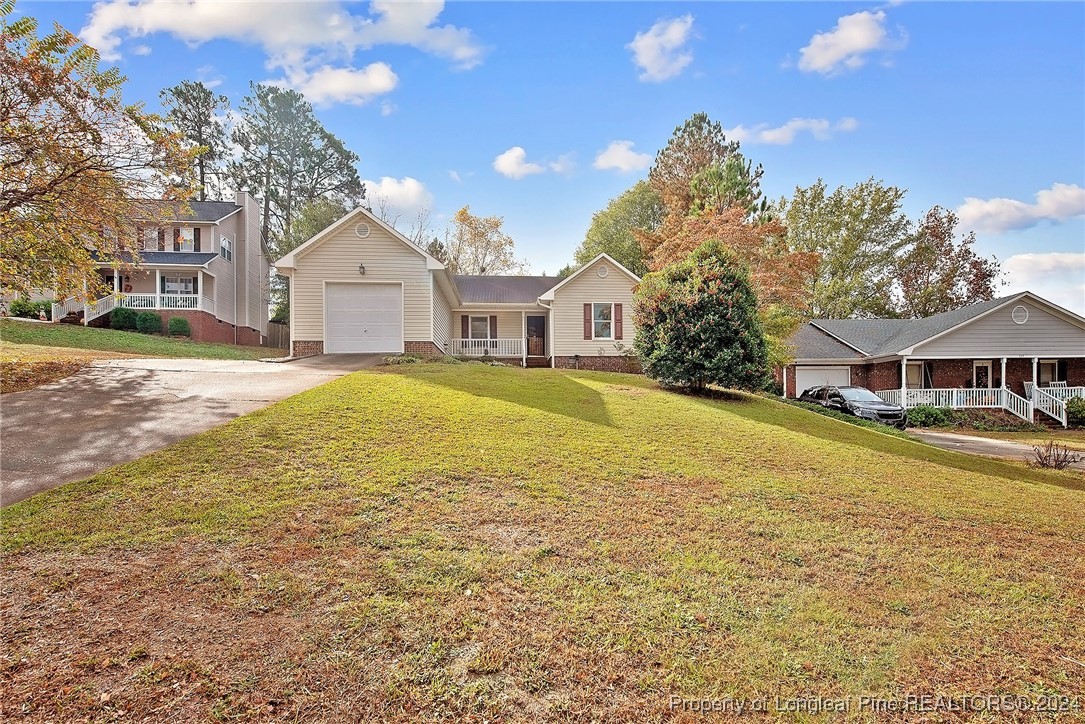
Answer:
[3,364,1084,721]
[0,341,137,393]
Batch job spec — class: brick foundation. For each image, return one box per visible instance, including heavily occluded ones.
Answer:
[292,341,324,357]
[404,341,443,358]
[99,310,264,346]
[553,355,642,374]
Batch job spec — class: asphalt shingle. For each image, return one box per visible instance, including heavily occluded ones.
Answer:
[453,275,558,304]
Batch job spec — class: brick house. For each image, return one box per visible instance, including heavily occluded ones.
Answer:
[51,191,270,345]
[274,206,641,372]
[782,292,1085,426]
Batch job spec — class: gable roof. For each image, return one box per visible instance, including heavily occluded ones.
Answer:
[792,292,1085,361]
[537,253,640,301]
[791,323,866,360]
[134,199,242,224]
[274,206,444,270]
[454,275,557,304]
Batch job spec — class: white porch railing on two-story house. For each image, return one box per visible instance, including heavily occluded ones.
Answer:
[53,293,215,323]
[450,338,524,357]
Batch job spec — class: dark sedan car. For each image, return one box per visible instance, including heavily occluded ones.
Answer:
[798,385,908,429]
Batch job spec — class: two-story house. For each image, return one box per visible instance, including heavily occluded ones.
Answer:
[52,191,270,345]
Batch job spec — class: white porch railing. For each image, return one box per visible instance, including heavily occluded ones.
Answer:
[450,338,523,357]
[1032,387,1067,427]
[52,293,214,323]
[1042,385,1085,402]
[875,387,1034,423]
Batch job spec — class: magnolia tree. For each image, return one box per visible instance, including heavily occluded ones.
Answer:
[633,240,770,392]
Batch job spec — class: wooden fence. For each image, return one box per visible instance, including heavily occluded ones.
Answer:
[266,322,289,350]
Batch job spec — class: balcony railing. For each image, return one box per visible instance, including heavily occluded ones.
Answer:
[450,338,523,357]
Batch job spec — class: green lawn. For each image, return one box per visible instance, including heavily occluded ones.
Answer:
[3,364,1083,720]
[0,318,275,360]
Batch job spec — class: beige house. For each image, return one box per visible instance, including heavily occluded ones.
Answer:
[274,207,641,371]
[51,191,270,345]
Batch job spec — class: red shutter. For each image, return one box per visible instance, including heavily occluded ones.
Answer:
[583,303,592,339]
[173,228,180,251]
[489,315,497,339]
[614,303,623,340]
[157,229,165,251]
[461,315,469,338]
[193,228,201,252]
[136,225,143,250]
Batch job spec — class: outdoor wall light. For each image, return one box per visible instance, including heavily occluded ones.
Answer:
[358,263,366,275]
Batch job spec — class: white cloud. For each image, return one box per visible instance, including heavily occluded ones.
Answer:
[449,170,461,183]
[549,153,576,175]
[1003,253,1085,315]
[131,43,151,55]
[363,176,434,218]
[281,63,398,106]
[627,15,694,82]
[79,0,482,105]
[724,117,859,145]
[957,183,1085,233]
[380,100,397,116]
[593,140,651,172]
[798,10,906,75]
[493,147,545,179]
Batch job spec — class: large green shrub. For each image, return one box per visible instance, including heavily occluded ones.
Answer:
[167,316,191,336]
[1067,396,1085,428]
[905,405,954,428]
[110,306,138,330]
[7,298,53,320]
[135,311,162,334]
[633,239,769,392]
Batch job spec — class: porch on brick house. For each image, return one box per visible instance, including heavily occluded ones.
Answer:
[449,310,551,366]
[872,356,1085,427]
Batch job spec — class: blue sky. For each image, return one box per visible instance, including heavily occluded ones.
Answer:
[21,0,1085,313]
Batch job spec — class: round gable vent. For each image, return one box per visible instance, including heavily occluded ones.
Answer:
[597,264,609,278]
[1011,305,1028,324]
[355,222,371,238]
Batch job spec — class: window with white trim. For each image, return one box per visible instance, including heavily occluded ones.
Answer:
[593,303,613,339]
[141,227,159,251]
[220,237,233,261]
[469,316,490,340]
[1039,359,1061,385]
[164,277,195,295]
[176,227,195,252]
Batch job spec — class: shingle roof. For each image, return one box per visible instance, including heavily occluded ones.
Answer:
[792,295,1019,359]
[453,275,557,304]
[789,324,864,359]
[97,251,218,266]
[134,199,241,223]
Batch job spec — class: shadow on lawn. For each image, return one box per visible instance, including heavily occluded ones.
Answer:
[690,393,1085,492]
[388,365,615,427]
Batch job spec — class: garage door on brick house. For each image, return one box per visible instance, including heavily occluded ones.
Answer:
[795,366,851,394]
[324,282,403,353]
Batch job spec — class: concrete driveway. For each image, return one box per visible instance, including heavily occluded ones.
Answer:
[910,429,1085,471]
[0,354,381,506]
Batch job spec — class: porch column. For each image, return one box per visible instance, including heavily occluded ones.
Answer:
[155,269,161,308]
[113,268,120,293]
[1032,357,1038,391]
[900,356,908,407]
[1000,358,1007,389]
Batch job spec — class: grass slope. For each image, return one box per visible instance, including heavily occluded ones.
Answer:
[3,364,1083,721]
[0,319,273,360]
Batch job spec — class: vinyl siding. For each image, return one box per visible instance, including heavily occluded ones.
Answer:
[551,257,638,356]
[432,279,452,351]
[206,255,236,324]
[292,226,432,342]
[912,301,1085,357]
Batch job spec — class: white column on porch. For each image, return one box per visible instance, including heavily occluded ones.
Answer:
[900,356,908,407]
[113,268,120,293]
[155,269,161,308]
[1000,358,1007,389]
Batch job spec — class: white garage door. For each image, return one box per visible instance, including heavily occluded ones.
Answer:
[325,282,403,353]
[795,366,851,396]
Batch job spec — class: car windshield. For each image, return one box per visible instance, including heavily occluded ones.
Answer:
[839,387,884,403]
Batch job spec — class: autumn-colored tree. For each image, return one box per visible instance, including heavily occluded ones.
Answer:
[639,206,818,367]
[160,80,229,201]
[573,180,662,277]
[0,2,195,300]
[894,205,1003,318]
[778,178,911,319]
[442,206,527,275]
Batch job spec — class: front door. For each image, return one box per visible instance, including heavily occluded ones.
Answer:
[973,360,992,388]
[526,315,546,356]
